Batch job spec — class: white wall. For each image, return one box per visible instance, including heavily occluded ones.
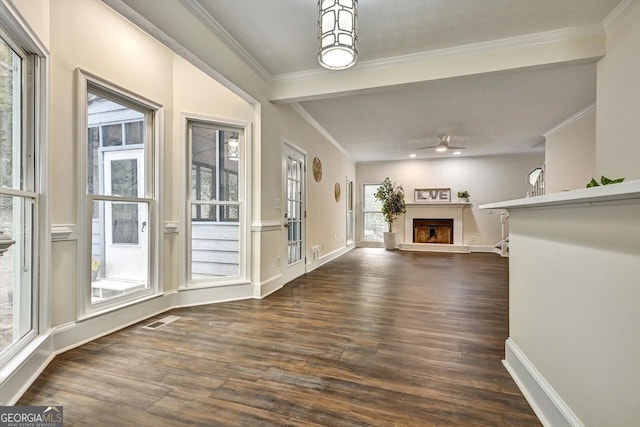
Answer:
[508,199,640,426]
[545,106,596,194]
[356,154,543,246]
[596,1,640,181]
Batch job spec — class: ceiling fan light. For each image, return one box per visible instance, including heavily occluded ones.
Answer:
[318,0,358,70]
[435,145,448,152]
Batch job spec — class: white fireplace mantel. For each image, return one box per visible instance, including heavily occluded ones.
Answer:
[399,202,470,253]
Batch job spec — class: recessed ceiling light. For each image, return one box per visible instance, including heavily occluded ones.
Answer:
[453,151,461,156]
[409,153,416,158]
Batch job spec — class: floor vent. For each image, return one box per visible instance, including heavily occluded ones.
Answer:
[143,315,181,330]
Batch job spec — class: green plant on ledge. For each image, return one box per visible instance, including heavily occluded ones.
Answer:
[586,175,625,188]
[457,190,470,200]
[91,255,101,273]
[374,177,407,232]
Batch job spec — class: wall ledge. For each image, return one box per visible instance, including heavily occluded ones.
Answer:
[480,179,640,210]
[504,338,584,427]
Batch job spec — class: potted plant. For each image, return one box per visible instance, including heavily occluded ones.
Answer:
[91,255,101,282]
[457,190,470,202]
[374,177,407,250]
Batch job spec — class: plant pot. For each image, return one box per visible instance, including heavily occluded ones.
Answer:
[92,270,99,282]
[383,232,396,250]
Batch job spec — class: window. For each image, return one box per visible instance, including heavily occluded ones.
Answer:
[83,78,158,308]
[363,183,384,241]
[0,30,39,363]
[188,121,244,283]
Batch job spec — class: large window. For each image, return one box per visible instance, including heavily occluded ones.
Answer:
[363,183,384,242]
[0,31,38,363]
[188,121,243,283]
[83,79,158,307]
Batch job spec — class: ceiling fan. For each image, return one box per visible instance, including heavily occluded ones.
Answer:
[419,134,467,152]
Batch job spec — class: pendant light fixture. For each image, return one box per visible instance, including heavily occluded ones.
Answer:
[318,0,358,70]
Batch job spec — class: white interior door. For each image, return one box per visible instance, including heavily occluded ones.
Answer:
[283,146,306,283]
[103,149,148,281]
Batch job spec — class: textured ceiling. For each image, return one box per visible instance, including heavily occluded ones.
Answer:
[300,62,597,162]
[196,0,621,75]
[110,0,624,162]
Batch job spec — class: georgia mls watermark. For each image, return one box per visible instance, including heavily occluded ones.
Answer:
[0,406,63,427]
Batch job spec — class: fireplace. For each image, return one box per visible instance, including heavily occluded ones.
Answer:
[401,203,468,252]
[413,218,454,244]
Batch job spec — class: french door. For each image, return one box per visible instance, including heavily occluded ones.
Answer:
[282,145,306,283]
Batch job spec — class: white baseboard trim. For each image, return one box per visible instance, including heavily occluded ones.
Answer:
[1,334,55,405]
[306,244,353,272]
[503,338,584,427]
[255,274,284,298]
[469,245,497,253]
[176,283,253,308]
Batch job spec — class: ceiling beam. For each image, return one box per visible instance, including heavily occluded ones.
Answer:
[270,26,606,103]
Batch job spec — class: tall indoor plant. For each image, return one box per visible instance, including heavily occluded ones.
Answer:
[374,177,407,250]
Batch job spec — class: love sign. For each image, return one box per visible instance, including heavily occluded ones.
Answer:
[414,188,451,203]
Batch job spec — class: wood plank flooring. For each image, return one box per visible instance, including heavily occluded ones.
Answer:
[19,248,540,426]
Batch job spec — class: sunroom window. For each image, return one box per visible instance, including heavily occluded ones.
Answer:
[188,121,244,283]
[83,80,158,308]
[362,183,384,242]
[0,30,38,364]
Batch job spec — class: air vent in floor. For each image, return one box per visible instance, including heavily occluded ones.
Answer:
[143,315,181,330]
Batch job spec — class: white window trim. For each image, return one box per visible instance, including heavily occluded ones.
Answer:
[180,113,252,289]
[362,182,384,242]
[76,69,164,319]
[0,0,48,368]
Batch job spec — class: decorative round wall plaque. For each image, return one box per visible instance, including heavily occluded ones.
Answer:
[334,183,341,202]
[312,157,322,182]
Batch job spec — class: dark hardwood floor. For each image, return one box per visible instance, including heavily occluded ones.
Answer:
[20,248,540,426]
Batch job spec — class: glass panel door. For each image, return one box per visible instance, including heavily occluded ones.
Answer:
[282,145,306,283]
[286,155,303,265]
[103,149,148,282]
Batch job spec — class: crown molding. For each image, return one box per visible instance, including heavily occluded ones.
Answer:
[544,102,596,138]
[603,0,639,29]
[178,0,272,82]
[272,24,605,84]
[290,103,352,160]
